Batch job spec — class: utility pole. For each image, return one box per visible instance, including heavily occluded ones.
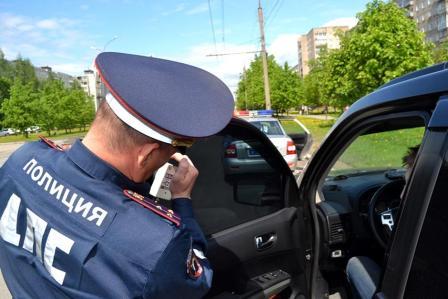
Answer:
[243,66,248,110]
[258,0,271,110]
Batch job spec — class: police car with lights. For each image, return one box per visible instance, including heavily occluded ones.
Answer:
[233,110,299,170]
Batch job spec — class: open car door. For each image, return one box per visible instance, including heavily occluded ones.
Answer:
[185,118,313,298]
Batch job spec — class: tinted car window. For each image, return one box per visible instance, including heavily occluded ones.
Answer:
[404,164,448,298]
[186,132,284,236]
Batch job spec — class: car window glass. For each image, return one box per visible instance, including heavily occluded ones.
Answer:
[328,127,424,177]
[404,163,448,298]
[186,133,284,236]
[249,120,284,136]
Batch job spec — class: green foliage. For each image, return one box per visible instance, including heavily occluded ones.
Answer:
[13,55,39,89]
[0,48,96,137]
[236,55,270,110]
[302,56,327,107]
[0,49,13,79]
[236,55,303,112]
[432,40,448,63]
[66,83,95,131]
[271,62,303,113]
[304,0,433,108]
[38,79,66,135]
[1,79,38,137]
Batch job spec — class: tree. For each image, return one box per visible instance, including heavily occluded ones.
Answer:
[322,0,432,106]
[0,77,11,125]
[271,62,303,114]
[302,55,329,109]
[1,79,38,137]
[236,55,268,110]
[38,78,66,136]
[0,49,12,79]
[236,55,303,112]
[13,55,38,89]
[68,81,95,131]
[433,40,448,63]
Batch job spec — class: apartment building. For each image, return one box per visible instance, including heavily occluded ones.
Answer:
[297,26,349,77]
[76,69,106,111]
[396,0,448,44]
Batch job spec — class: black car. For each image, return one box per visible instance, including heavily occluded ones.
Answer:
[179,63,448,299]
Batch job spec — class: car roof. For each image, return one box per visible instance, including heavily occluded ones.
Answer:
[245,117,279,122]
[336,62,448,128]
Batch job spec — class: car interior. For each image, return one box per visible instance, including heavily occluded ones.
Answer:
[314,115,426,298]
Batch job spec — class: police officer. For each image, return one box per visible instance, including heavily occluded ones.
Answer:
[0,52,234,298]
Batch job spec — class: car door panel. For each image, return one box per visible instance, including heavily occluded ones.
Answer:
[206,207,303,297]
[186,118,309,298]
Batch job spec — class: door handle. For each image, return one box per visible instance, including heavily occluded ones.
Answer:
[255,233,277,251]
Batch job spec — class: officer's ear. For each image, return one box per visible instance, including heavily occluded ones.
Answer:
[137,142,160,169]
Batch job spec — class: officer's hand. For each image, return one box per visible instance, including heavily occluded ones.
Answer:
[170,153,198,199]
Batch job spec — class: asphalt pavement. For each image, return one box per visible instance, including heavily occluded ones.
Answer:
[0,141,25,167]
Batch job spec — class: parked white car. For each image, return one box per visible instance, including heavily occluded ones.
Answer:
[234,110,298,170]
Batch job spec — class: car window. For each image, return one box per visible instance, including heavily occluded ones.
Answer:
[403,161,448,298]
[186,132,284,236]
[249,120,284,136]
[328,127,425,177]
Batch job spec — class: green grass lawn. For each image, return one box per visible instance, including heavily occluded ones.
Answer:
[279,119,306,134]
[0,129,87,144]
[295,116,424,172]
[295,116,335,145]
[335,128,424,172]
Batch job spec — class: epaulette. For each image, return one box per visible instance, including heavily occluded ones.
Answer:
[123,190,181,227]
[39,136,64,151]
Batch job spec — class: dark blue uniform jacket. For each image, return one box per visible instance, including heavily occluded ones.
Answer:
[0,140,212,298]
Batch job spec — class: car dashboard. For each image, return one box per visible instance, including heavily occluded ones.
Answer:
[316,169,406,270]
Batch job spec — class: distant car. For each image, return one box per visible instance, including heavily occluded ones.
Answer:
[9,128,20,135]
[242,113,298,170]
[0,129,9,137]
[223,138,275,175]
[0,128,18,136]
[25,126,40,133]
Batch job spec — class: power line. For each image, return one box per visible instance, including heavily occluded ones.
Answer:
[207,0,218,56]
[266,0,285,30]
[265,0,280,23]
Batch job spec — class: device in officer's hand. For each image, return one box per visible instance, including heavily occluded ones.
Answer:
[149,162,177,200]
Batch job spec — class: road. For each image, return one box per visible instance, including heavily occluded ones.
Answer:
[0,141,25,167]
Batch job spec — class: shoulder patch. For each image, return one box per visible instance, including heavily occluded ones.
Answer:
[123,189,180,227]
[187,240,204,280]
[39,136,64,151]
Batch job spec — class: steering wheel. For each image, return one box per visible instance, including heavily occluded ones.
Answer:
[368,179,405,248]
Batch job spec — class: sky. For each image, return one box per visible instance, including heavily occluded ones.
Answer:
[0,0,370,92]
